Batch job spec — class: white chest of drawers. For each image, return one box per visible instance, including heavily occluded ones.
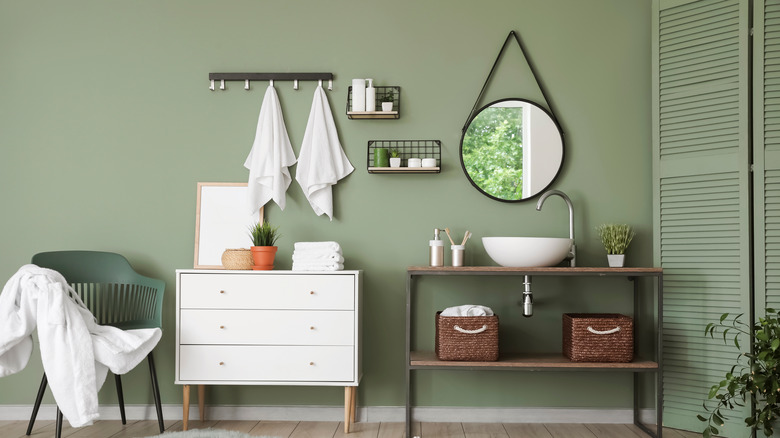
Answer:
[175,269,362,431]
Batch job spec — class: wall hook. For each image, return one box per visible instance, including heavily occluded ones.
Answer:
[270,79,274,87]
[294,79,299,90]
[245,79,250,90]
[209,80,215,91]
[318,79,322,88]
[220,79,225,90]
[328,79,333,91]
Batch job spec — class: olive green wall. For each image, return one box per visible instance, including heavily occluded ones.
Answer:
[0,0,652,410]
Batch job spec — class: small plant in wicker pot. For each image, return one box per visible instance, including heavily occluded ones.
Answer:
[381,91,394,112]
[595,223,635,267]
[248,220,280,270]
[699,309,780,438]
[389,149,401,168]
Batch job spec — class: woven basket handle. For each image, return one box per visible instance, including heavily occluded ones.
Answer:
[587,326,621,335]
[454,324,487,334]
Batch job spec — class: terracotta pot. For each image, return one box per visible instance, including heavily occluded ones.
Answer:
[250,246,278,270]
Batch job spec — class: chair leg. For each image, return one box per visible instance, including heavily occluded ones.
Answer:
[147,352,164,433]
[55,407,63,438]
[114,374,126,424]
[26,373,48,435]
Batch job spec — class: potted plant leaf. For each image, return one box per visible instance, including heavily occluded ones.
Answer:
[249,220,280,270]
[700,309,780,438]
[381,91,394,112]
[595,223,635,267]
[389,149,401,168]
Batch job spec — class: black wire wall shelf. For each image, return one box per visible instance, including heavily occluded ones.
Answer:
[347,86,400,119]
[367,140,441,174]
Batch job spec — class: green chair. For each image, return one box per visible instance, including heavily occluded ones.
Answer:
[25,251,165,437]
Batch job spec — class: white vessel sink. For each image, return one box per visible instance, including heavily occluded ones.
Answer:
[482,237,573,267]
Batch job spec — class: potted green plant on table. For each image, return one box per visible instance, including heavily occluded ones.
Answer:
[700,309,780,437]
[389,149,401,168]
[595,223,635,267]
[249,220,280,270]
[381,91,394,112]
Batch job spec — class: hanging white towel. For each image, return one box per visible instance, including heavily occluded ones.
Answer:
[0,265,161,428]
[295,84,354,220]
[244,85,297,212]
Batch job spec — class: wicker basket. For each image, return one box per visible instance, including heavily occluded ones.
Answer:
[221,248,253,270]
[435,311,499,361]
[563,313,633,362]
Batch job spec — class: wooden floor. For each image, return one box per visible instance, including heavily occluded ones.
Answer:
[0,420,708,438]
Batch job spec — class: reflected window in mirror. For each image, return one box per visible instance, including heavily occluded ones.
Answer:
[460,99,563,202]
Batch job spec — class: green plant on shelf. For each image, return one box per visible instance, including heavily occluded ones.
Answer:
[248,220,280,247]
[390,149,400,158]
[595,223,634,255]
[382,91,395,102]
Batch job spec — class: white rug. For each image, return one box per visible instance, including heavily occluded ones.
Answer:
[144,429,276,438]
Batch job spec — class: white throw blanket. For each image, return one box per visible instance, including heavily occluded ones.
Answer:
[0,265,162,428]
[295,84,354,220]
[440,305,494,317]
[244,84,297,212]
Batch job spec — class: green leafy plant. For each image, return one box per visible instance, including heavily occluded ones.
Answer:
[390,149,400,158]
[595,224,635,255]
[700,309,780,437]
[248,220,280,247]
[382,91,394,102]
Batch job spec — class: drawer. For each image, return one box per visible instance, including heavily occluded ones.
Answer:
[180,309,354,345]
[180,273,354,310]
[179,345,354,382]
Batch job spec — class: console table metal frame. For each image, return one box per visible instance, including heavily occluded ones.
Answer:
[405,266,663,438]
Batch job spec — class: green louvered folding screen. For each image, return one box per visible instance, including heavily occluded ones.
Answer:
[652,0,751,434]
[757,1,780,318]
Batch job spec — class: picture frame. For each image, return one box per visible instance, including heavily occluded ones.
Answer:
[194,182,263,269]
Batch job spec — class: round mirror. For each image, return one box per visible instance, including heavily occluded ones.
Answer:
[460,98,564,202]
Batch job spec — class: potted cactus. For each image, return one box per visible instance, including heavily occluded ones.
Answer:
[249,220,280,270]
[389,149,401,168]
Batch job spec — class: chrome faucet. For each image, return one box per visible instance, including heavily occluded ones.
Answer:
[536,189,576,267]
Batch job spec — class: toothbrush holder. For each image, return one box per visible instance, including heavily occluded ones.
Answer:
[451,244,465,267]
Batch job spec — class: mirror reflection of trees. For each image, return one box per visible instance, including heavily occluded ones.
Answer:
[462,107,523,200]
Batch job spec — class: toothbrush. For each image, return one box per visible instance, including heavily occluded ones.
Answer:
[461,231,472,246]
[444,227,456,245]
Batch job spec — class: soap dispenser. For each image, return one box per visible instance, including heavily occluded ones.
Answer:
[429,228,444,267]
[365,78,376,112]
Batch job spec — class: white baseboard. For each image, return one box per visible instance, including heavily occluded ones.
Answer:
[0,405,658,425]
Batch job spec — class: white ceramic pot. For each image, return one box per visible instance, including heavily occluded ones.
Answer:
[421,158,437,167]
[607,254,625,268]
[382,101,393,111]
[407,158,422,168]
[389,157,401,168]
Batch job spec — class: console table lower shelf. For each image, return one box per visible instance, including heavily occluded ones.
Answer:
[410,351,658,370]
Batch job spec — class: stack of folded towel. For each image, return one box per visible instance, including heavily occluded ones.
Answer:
[292,241,344,271]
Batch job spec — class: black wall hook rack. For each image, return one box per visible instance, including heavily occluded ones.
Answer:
[209,72,334,91]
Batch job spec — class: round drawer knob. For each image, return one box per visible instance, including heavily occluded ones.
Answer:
[310,326,315,330]
[219,361,225,366]
[309,291,315,295]
[309,362,315,366]
[219,290,226,294]
[219,325,225,329]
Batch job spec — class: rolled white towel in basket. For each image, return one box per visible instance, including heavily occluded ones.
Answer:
[440,305,494,317]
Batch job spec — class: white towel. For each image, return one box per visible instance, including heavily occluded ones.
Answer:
[292,262,344,271]
[244,85,297,212]
[294,241,342,253]
[292,252,344,263]
[0,265,161,428]
[295,84,354,220]
[440,305,494,317]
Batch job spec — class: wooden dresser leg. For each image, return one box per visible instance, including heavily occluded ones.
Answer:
[198,385,205,421]
[182,385,190,431]
[344,387,351,433]
[350,386,357,424]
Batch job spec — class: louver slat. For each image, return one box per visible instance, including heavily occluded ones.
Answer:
[654,0,749,434]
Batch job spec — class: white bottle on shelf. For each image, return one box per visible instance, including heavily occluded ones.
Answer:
[365,78,376,112]
[352,78,366,112]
